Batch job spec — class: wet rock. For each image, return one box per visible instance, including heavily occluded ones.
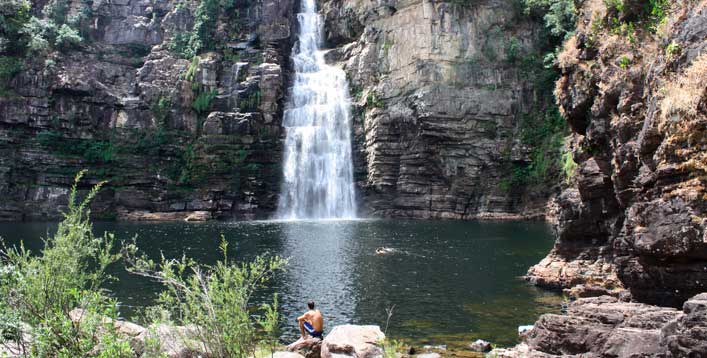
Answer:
[320,325,385,358]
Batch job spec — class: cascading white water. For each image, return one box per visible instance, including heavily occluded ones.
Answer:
[276,0,357,220]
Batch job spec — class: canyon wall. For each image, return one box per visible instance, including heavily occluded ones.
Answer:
[321,0,558,219]
[527,0,707,307]
[0,0,294,220]
[0,0,561,221]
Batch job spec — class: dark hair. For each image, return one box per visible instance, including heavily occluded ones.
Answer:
[308,301,315,309]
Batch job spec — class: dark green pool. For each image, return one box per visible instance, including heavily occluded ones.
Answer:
[0,219,560,348]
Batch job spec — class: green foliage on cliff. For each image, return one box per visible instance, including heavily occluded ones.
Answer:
[37,131,116,163]
[0,0,31,54]
[124,237,287,358]
[0,171,134,357]
[193,89,218,114]
[169,0,237,58]
[523,0,576,41]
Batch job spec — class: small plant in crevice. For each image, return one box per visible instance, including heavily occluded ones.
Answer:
[193,89,218,115]
[561,149,577,183]
[366,91,383,109]
[665,41,681,60]
[619,55,631,69]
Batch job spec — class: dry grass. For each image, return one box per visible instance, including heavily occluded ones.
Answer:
[659,53,707,126]
[557,36,579,69]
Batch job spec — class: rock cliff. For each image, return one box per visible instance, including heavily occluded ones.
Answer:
[0,0,562,221]
[321,0,561,219]
[527,0,707,307]
[0,0,294,220]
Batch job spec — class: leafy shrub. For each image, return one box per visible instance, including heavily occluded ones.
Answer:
[21,17,57,54]
[505,37,521,63]
[124,238,287,358]
[0,0,31,55]
[561,149,577,183]
[168,32,198,59]
[168,0,224,58]
[523,0,576,41]
[0,56,22,92]
[37,130,115,163]
[365,91,383,109]
[193,89,218,114]
[0,171,134,357]
[152,96,173,127]
[55,23,82,50]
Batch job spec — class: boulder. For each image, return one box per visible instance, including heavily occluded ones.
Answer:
[287,337,323,358]
[320,325,385,358]
[150,323,208,358]
[469,339,492,352]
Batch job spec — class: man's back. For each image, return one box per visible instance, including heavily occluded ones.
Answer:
[307,309,324,332]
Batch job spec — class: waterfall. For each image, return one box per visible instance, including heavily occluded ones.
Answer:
[276,0,357,220]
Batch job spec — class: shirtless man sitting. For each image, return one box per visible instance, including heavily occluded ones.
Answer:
[297,301,324,339]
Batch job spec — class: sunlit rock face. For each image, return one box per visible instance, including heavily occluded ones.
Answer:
[318,0,556,219]
[527,0,707,307]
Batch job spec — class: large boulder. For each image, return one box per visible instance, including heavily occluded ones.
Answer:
[320,325,385,358]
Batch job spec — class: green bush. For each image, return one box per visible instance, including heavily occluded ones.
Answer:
[0,56,22,93]
[505,37,521,63]
[523,0,576,41]
[124,237,287,358]
[37,130,115,163]
[168,0,224,58]
[0,0,31,55]
[193,89,218,114]
[0,171,134,358]
[55,23,82,50]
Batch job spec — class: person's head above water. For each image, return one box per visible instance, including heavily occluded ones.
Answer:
[308,301,315,310]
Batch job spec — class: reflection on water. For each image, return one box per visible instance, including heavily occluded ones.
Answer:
[279,220,359,330]
[0,219,559,347]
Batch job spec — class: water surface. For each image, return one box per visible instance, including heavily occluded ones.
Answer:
[0,219,560,347]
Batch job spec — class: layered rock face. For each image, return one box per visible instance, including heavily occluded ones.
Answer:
[1,0,563,221]
[0,0,294,220]
[527,0,707,307]
[494,293,707,357]
[320,0,557,219]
